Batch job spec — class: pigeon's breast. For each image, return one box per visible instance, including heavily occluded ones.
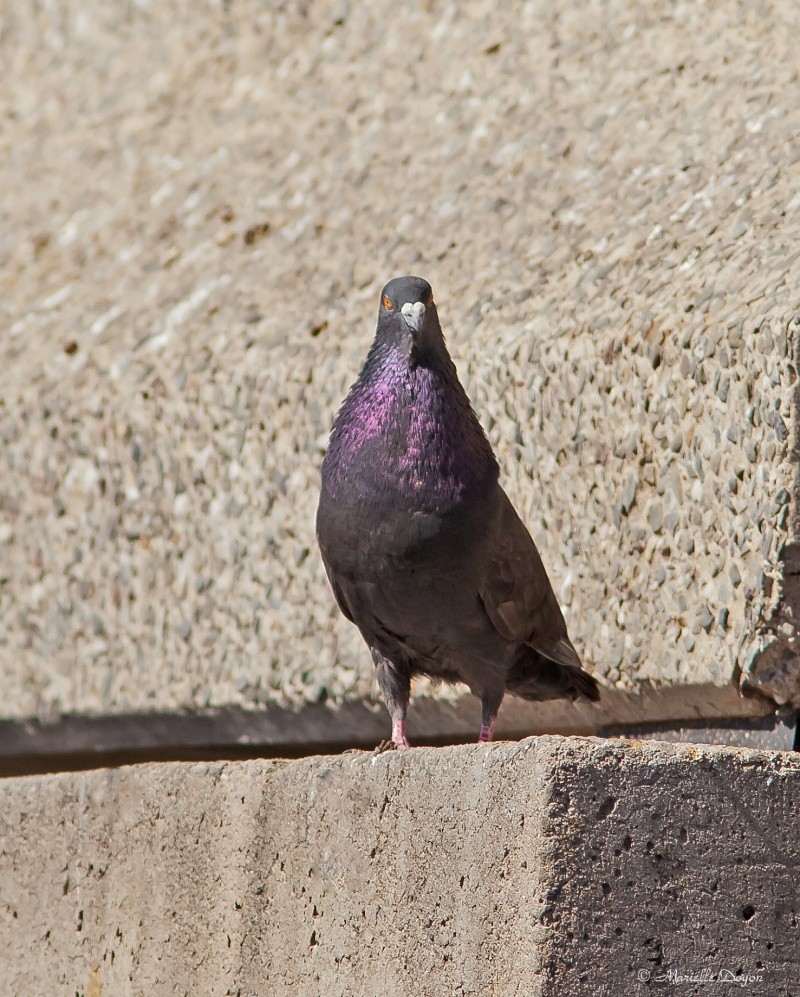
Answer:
[323,363,495,520]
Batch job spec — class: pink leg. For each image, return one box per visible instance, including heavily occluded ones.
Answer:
[392,718,410,749]
[372,648,411,750]
[478,718,495,743]
[478,691,502,744]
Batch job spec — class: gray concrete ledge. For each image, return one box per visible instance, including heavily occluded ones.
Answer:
[0,683,781,778]
[1,736,798,995]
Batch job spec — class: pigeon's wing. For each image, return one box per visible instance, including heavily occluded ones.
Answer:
[316,518,355,624]
[479,488,581,670]
[326,572,355,624]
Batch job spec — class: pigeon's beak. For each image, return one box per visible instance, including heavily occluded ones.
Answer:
[400,301,425,334]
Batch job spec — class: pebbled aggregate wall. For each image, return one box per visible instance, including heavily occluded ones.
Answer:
[1,0,799,718]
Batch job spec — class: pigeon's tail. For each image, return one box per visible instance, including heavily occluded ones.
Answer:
[506,649,601,703]
[562,663,601,702]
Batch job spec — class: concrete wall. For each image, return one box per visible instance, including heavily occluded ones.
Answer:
[1,737,798,995]
[1,0,799,725]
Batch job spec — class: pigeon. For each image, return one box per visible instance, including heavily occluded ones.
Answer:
[316,275,599,748]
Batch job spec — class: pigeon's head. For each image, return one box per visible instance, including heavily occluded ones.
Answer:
[376,275,442,358]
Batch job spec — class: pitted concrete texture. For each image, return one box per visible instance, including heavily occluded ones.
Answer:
[1,0,800,718]
[0,737,798,996]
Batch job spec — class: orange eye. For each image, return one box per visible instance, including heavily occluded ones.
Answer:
[382,294,393,310]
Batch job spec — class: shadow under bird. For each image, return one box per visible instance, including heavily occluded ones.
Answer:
[316,276,600,748]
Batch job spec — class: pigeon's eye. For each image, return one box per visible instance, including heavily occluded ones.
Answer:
[382,294,393,310]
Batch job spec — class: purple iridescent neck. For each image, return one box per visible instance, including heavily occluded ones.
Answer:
[323,342,498,511]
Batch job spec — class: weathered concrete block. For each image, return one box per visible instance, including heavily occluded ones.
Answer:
[0,0,799,721]
[0,737,797,995]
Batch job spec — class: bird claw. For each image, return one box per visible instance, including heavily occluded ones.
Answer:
[374,729,411,754]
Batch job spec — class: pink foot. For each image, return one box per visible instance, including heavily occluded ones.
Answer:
[392,718,410,750]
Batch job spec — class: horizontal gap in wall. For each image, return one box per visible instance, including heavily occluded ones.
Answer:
[0,684,792,778]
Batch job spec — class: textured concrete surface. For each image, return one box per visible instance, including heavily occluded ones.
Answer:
[1,0,799,719]
[0,737,797,996]
[0,682,779,779]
